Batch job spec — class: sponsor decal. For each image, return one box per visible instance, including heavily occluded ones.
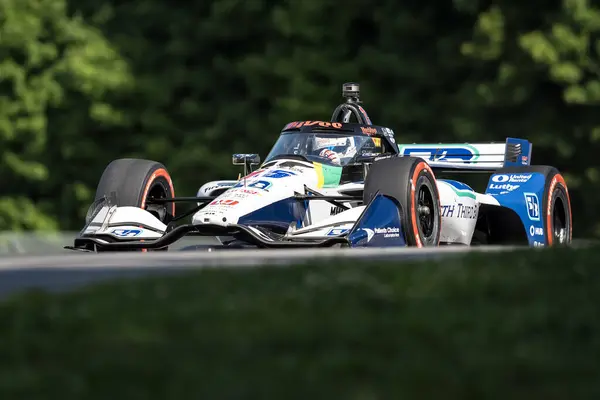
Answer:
[533,241,545,247]
[315,137,348,148]
[521,156,528,165]
[529,225,544,237]
[209,199,239,206]
[203,182,234,192]
[524,193,540,221]
[487,183,520,192]
[327,228,349,236]
[286,166,309,175]
[234,180,272,190]
[374,227,400,238]
[357,106,372,125]
[399,145,478,163]
[285,121,343,129]
[374,154,393,162]
[263,169,297,179]
[441,203,478,219]
[111,228,142,237]
[360,126,378,136]
[381,127,394,136]
[492,174,532,183]
[236,188,260,195]
[228,189,260,199]
[330,206,345,216]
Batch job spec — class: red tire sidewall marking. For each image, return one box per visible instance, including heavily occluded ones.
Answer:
[546,174,571,246]
[139,168,175,252]
[409,162,438,248]
[140,168,175,216]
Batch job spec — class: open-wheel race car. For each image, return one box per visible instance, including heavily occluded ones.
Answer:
[67,83,572,252]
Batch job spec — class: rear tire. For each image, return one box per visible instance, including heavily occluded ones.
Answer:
[494,165,572,246]
[95,158,176,224]
[363,157,441,247]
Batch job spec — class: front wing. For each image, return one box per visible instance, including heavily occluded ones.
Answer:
[67,192,407,251]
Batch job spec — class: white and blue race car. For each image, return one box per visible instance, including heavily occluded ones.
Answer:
[68,83,572,252]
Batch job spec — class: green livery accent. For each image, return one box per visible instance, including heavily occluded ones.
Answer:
[440,181,477,199]
[321,164,343,188]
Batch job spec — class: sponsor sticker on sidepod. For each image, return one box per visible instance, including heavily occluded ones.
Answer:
[488,183,520,192]
[374,227,400,238]
[530,225,544,237]
[492,174,532,183]
[488,174,532,192]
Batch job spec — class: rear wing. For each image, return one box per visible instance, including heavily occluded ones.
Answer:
[396,137,532,171]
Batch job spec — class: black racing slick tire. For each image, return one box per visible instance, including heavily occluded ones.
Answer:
[494,165,572,246]
[94,158,176,224]
[363,156,441,247]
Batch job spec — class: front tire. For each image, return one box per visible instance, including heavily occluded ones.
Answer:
[94,158,176,224]
[363,157,441,247]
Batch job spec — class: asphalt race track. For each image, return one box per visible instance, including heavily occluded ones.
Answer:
[0,245,519,299]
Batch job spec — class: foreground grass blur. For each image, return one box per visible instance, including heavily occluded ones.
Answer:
[0,246,598,399]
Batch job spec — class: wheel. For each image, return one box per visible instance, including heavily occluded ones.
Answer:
[363,156,441,247]
[494,165,572,246]
[94,158,176,224]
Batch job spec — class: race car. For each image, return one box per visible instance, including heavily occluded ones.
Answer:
[67,82,572,252]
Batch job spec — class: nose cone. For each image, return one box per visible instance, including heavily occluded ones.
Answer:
[192,196,247,226]
[192,183,291,227]
[192,162,319,227]
[192,211,230,226]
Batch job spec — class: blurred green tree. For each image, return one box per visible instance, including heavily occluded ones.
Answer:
[0,0,131,230]
[1,0,598,238]
[456,0,600,234]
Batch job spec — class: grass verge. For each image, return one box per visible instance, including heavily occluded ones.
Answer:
[0,247,599,399]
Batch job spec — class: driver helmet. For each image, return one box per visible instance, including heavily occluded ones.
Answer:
[312,136,357,165]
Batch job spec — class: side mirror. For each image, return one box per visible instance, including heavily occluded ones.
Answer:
[232,153,260,166]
